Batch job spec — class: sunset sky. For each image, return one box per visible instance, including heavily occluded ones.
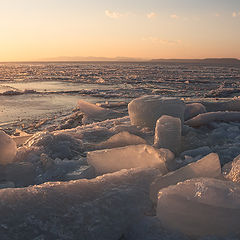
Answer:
[0,0,240,61]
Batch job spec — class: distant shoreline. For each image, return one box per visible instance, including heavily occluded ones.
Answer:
[0,58,239,64]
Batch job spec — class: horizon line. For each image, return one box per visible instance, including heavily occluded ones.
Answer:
[0,57,240,64]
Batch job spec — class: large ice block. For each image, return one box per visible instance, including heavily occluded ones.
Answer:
[96,131,147,150]
[157,178,240,237]
[184,103,206,121]
[154,115,181,154]
[150,153,221,202]
[0,168,159,240]
[87,144,173,175]
[0,130,17,165]
[128,96,185,129]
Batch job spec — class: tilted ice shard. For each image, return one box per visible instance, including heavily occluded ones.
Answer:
[128,96,185,129]
[150,153,221,202]
[154,115,181,154]
[185,111,240,127]
[0,130,17,165]
[96,131,147,150]
[184,103,206,121]
[157,178,240,237]
[87,144,173,175]
[0,168,159,240]
[225,154,240,183]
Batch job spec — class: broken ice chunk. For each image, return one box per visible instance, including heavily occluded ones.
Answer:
[157,178,240,237]
[184,103,206,121]
[225,154,240,183]
[154,115,181,154]
[78,100,122,121]
[0,130,17,165]
[87,144,172,175]
[185,111,240,127]
[150,153,221,203]
[128,96,185,129]
[96,131,147,150]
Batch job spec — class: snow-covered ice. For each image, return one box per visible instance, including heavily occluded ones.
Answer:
[157,178,240,237]
[87,144,172,175]
[154,115,181,154]
[0,130,17,165]
[150,153,221,202]
[0,168,159,240]
[128,95,185,129]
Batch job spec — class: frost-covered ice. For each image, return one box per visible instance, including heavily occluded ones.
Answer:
[0,168,159,240]
[128,96,185,129]
[0,130,17,165]
[87,144,172,175]
[157,178,240,237]
[154,115,181,154]
[96,131,147,150]
[25,132,84,160]
[64,165,95,180]
[185,112,240,127]
[184,103,206,121]
[150,153,221,202]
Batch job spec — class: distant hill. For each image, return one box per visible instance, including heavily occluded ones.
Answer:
[40,56,146,62]
[150,58,240,64]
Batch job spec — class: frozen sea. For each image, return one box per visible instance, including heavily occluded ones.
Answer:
[1,61,240,239]
[0,61,240,131]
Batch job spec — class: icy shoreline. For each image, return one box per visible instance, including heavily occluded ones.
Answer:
[1,96,240,239]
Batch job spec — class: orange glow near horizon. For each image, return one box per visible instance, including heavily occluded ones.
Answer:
[0,0,240,61]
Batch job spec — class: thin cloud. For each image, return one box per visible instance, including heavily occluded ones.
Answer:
[147,12,157,19]
[232,12,237,17]
[142,37,181,45]
[170,14,179,19]
[232,11,240,17]
[214,13,220,17]
[105,10,123,19]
